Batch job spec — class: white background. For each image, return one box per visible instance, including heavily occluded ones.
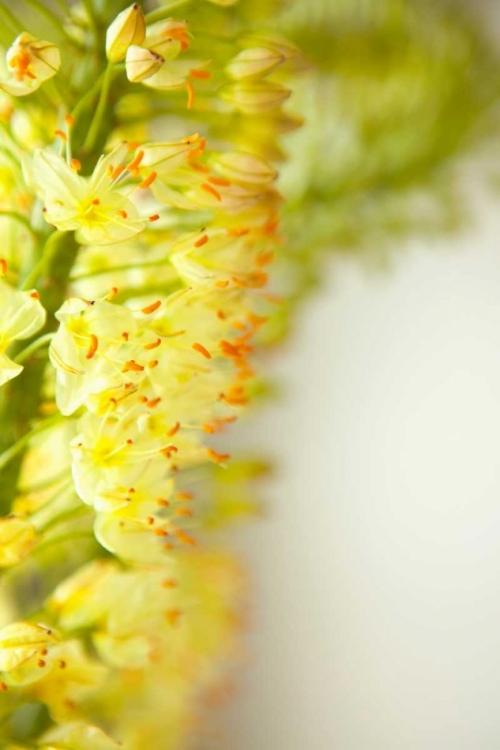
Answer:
[223,181,500,749]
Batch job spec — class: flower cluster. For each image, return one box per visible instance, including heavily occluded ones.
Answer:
[0,1,299,747]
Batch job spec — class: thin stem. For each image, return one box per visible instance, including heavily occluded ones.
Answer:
[71,69,106,123]
[0,413,66,474]
[82,62,115,153]
[14,333,54,366]
[0,2,23,34]
[145,0,192,24]
[0,210,39,237]
[35,529,95,555]
[20,230,64,291]
[23,0,72,41]
[81,0,99,42]
[70,257,178,280]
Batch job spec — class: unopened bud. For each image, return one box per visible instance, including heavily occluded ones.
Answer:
[2,33,61,96]
[106,3,146,63]
[211,151,277,186]
[226,47,284,80]
[0,517,37,567]
[220,81,291,114]
[126,45,164,83]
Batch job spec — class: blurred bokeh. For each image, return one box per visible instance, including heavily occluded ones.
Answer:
[218,1,500,748]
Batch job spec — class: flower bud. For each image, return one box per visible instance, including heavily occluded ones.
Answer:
[220,81,291,114]
[0,517,37,567]
[2,33,61,97]
[210,151,277,186]
[126,45,164,83]
[0,622,59,686]
[226,47,284,80]
[106,3,146,63]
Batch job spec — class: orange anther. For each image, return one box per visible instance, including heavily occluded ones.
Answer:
[107,286,118,299]
[0,259,7,276]
[215,280,229,289]
[122,331,129,341]
[208,176,231,187]
[54,129,67,141]
[154,528,169,537]
[71,158,81,171]
[85,334,98,359]
[203,424,215,434]
[122,360,145,373]
[0,682,7,691]
[157,498,170,507]
[116,209,128,219]
[148,213,160,222]
[162,578,177,588]
[37,659,46,668]
[140,171,158,189]
[194,233,209,248]
[167,421,180,436]
[142,300,161,314]
[146,397,161,408]
[174,529,196,546]
[148,359,159,369]
[186,80,195,110]
[256,250,274,267]
[111,164,126,180]
[177,491,193,500]
[92,198,100,205]
[189,68,211,79]
[201,183,222,202]
[227,227,250,237]
[29,291,40,299]
[176,507,193,518]
[127,149,144,171]
[207,447,230,464]
[192,342,211,360]
[65,113,74,126]
[59,660,66,669]
[165,609,181,626]
[144,338,161,350]
[216,309,226,320]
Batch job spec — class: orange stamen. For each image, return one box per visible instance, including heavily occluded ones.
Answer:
[71,158,81,171]
[148,213,160,222]
[85,334,98,359]
[111,164,126,180]
[194,233,209,248]
[122,360,144,373]
[0,259,7,276]
[208,176,231,187]
[207,447,231,464]
[144,338,161,350]
[167,422,180,436]
[29,291,40,300]
[186,80,195,110]
[116,209,128,219]
[142,300,161,314]
[127,150,144,172]
[201,183,222,202]
[65,113,74,127]
[140,171,158,189]
[189,68,211,79]
[54,129,67,141]
[192,342,212,360]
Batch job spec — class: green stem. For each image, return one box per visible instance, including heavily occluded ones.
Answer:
[71,69,106,123]
[82,62,115,153]
[145,0,192,24]
[0,414,66,474]
[70,258,178,281]
[0,2,23,34]
[14,333,54,366]
[0,210,39,237]
[22,0,71,40]
[20,231,64,291]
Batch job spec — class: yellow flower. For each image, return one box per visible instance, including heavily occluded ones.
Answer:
[0,279,46,387]
[106,3,146,63]
[1,32,60,97]
[33,143,147,245]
